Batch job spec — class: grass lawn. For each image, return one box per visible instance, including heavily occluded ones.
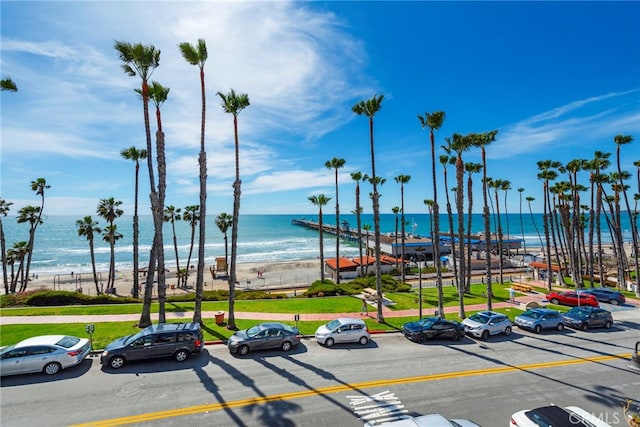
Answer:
[0,283,542,349]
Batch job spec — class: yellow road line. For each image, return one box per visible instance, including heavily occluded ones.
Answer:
[72,353,631,427]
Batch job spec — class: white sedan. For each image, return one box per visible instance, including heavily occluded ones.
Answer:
[510,405,613,427]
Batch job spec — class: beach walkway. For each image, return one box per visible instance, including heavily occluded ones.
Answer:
[0,293,548,325]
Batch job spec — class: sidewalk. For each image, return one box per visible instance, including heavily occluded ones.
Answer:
[0,294,545,325]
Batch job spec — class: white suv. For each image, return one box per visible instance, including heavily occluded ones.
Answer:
[315,318,370,347]
[462,311,512,340]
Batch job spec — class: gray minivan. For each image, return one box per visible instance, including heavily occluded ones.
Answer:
[101,322,203,369]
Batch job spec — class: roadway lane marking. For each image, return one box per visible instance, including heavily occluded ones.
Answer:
[71,353,632,427]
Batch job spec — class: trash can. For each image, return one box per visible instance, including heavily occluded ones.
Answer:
[214,311,225,325]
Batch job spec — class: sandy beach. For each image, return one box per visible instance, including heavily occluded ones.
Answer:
[21,259,323,297]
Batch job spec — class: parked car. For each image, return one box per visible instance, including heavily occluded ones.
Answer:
[364,413,480,426]
[580,287,626,305]
[462,311,513,340]
[545,291,599,307]
[562,307,613,331]
[402,317,465,343]
[0,335,91,376]
[510,405,612,427]
[315,317,370,347]
[100,322,203,369]
[228,322,301,355]
[515,308,564,333]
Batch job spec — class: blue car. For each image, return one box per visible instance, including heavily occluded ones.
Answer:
[580,287,626,305]
[515,308,564,334]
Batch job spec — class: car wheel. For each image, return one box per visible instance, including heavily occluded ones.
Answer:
[550,298,559,304]
[174,349,190,362]
[481,330,489,340]
[504,326,512,336]
[580,323,589,331]
[534,325,542,334]
[605,321,612,329]
[325,338,334,348]
[43,362,61,375]
[610,299,619,306]
[417,333,427,344]
[359,336,369,345]
[452,332,461,341]
[238,345,250,356]
[557,323,564,331]
[109,355,126,369]
[281,341,292,352]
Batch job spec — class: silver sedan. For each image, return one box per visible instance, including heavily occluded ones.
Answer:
[227,323,301,356]
[0,335,92,376]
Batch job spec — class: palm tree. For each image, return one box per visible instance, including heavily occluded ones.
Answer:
[8,241,28,291]
[490,178,506,285]
[14,207,39,292]
[215,213,233,278]
[353,95,385,323]
[1,76,17,92]
[465,163,482,292]
[392,206,400,270]
[164,205,182,287]
[0,198,13,294]
[439,147,458,291]
[418,111,446,318]
[537,160,561,290]
[362,224,372,276]
[217,88,250,331]
[179,39,208,324]
[144,81,170,323]
[19,178,49,292]
[517,188,526,255]
[351,171,365,274]
[120,146,147,299]
[423,199,434,240]
[471,131,498,311]
[114,40,161,328]
[182,205,200,288]
[309,195,332,281]
[102,224,123,293]
[614,135,639,296]
[97,198,123,294]
[395,174,411,284]
[76,216,102,295]
[326,157,346,283]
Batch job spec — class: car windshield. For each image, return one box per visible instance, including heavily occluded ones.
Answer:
[469,314,490,324]
[522,310,541,319]
[418,318,435,328]
[246,326,263,338]
[123,331,144,345]
[326,320,342,331]
[567,307,590,316]
[55,336,80,348]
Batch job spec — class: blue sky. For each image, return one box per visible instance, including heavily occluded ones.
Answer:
[1,1,639,218]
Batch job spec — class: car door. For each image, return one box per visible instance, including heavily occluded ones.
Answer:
[334,324,351,344]
[1,347,30,375]
[487,317,504,335]
[21,346,58,374]
[149,333,176,358]
[565,292,578,305]
[126,335,154,361]
[251,329,271,351]
[590,311,605,327]
[430,320,448,339]
[266,328,284,349]
[540,313,555,329]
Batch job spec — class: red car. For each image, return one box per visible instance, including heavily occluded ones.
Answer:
[545,291,599,307]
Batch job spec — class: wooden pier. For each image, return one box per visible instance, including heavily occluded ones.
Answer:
[291,218,361,242]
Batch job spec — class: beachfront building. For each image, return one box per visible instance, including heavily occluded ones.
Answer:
[324,256,396,280]
[377,234,450,262]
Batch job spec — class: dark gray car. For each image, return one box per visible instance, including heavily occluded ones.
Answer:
[100,322,204,369]
[227,322,301,355]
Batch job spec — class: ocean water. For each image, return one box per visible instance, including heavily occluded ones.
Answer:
[1,213,634,275]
